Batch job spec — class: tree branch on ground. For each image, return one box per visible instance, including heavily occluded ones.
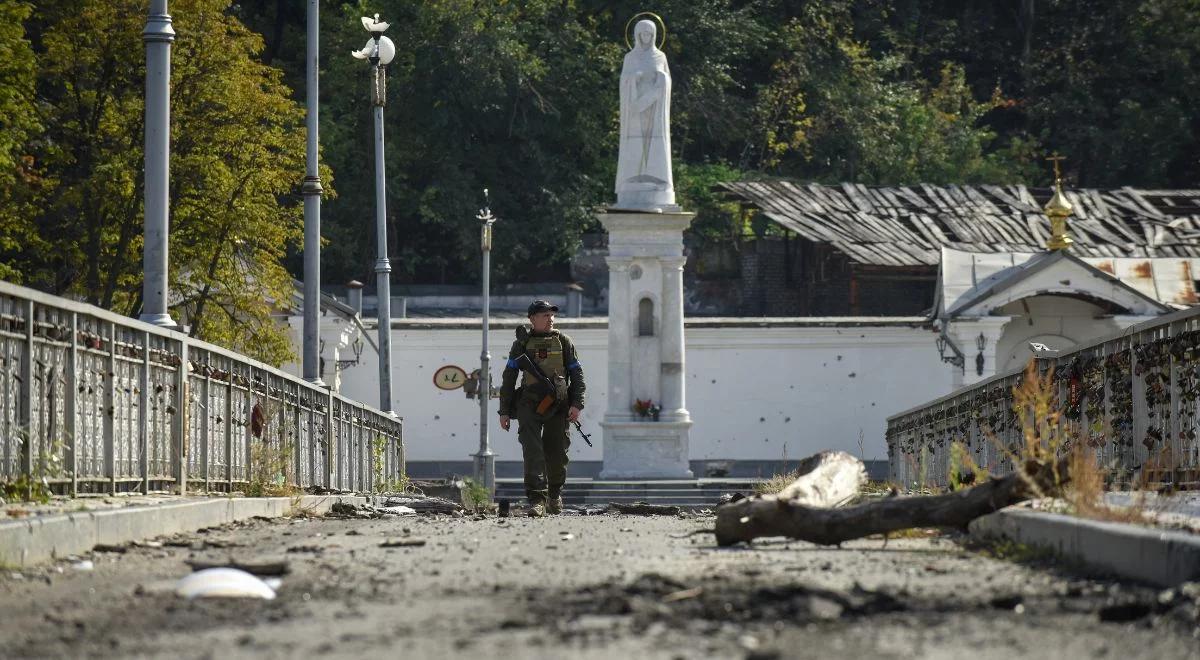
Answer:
[714,455,1071,547]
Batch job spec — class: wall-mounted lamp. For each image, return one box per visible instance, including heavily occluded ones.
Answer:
[935,332,965,372]
[319,336,365,371]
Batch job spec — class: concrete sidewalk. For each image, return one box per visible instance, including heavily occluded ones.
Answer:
[969,505,1200,587]
[0,494,372,568]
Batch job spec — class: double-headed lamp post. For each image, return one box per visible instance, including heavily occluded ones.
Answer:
[352,15,396,413]
[474,190,497,497]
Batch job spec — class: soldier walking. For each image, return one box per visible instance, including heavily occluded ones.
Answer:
[498,300,586,517]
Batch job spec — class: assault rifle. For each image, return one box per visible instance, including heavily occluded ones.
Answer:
[571,419,593,447]
[513,353,592,446]
[514,353,557,415]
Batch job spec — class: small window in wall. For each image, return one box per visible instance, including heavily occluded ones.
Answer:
[638,298,654,336]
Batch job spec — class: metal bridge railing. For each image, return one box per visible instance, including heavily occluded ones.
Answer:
[0,280,403,496]
[887,305,1200,490]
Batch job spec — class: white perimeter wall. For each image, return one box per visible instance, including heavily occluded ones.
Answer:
[287,319,954,464]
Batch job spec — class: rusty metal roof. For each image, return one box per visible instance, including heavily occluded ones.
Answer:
[939,248,1181,316]
[718,181,1200,267]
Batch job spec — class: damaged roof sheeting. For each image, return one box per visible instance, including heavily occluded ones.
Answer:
[718,181,1200,267]
[939,247,1195,316]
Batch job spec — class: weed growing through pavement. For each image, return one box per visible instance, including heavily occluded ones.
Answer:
[2,430,66,503]
[868,527,944,540]
[286,494,323,518]
[246,400,299,497]
[246,435,298,497]
[948,441,989,491]
[463,477,490,513]
[859,480,897,496]
[370,435,388,492]
[987,359,1141,523]
[970,537,1059,564]
[377,474,412,495]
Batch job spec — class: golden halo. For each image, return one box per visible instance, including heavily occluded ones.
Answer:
[624,12,666,50]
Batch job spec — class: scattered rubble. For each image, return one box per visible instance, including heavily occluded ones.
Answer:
[328,502,372,518]
[563,504,608,516]
[4,511,1199,657]
[326,497,460,519]
[610,502,680,516]
[286,544,325,554]
[375,504,417,515]
[383,495,462,515]
[184,559,290,576]
[92,543,128,554]
[380,538,427,548]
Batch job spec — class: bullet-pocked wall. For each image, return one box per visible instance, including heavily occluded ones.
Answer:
[288,318,952,465]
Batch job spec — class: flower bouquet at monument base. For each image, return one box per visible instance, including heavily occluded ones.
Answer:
[633,398,661,421]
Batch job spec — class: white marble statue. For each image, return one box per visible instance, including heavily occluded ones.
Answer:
[615,19,676,211]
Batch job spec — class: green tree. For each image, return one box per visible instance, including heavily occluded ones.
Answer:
[867,0,1200,187]
[242,0,773,286]
[308,0,620,285]
[0,1,42,282]
[1023,0,1200,187]
[751,6,1037,185]
[10,0,313,364]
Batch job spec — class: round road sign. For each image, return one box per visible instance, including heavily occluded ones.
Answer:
[433,365,468,390]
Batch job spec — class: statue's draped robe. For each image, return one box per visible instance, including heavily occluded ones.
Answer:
[615,43,674,208]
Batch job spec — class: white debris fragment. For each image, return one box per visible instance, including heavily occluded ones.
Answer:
[72,560,94,571]
[175,568,276,600]
[375,505,417,515]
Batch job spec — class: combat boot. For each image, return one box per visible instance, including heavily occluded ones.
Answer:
[547,494,563,514]
[528,501,546,518]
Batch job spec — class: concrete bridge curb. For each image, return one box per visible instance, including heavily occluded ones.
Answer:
[0,495,374,568]
[969,508,1200,587]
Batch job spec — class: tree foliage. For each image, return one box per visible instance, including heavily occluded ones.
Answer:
[5,0,312,364]
[0,1,41,282]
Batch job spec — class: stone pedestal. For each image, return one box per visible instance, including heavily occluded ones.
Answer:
[598,210,695,479]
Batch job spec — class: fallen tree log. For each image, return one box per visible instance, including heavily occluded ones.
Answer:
[715,457,1070,547]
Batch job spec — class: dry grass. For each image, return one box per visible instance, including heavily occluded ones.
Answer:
[983,361,1072,500]
[867,527,944,540]
[246,435,300,497]
[948,441,988,491]
[286,495,325,518]
[754,470,802,496]
[997,359,1147,524]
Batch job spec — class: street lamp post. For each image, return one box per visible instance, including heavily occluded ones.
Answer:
[140,0,176,328]
[473,191,497,497]
[302,0,324,385]
[352,16,396,412]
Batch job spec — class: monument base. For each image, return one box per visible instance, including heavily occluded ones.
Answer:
[616,185,676,211]
[598,418,693,479]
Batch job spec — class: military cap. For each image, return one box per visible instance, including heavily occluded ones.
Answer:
[526,300,559,316]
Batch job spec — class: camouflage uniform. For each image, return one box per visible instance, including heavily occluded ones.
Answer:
[498,326,586,504]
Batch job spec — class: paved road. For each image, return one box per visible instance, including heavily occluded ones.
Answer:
[1,511,1197,659]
